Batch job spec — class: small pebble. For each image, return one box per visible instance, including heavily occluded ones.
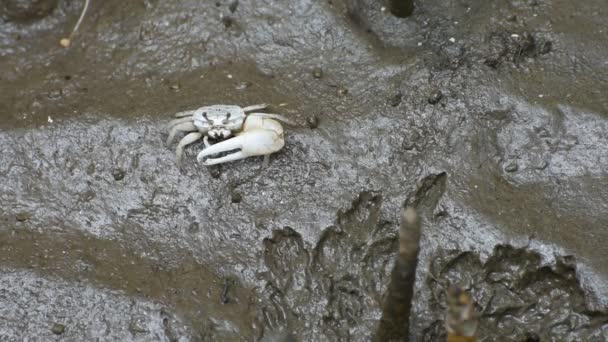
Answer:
[563,135,579,146]
[47,90,62,100]
[539,41,552,54]
[535,160,548,170]
[388,92,402,107]
[209,167,221,179]
[188,222,200,233]
[16,211,31,222]
[312,67,323,79]
[427,90,443,104]
[222,16,234,28]
[534,126,551,137]
[307,115,319,129]
[129,320,148,334]
[484,57,499,69]
[402,131,420,150]
[112,168,126,181]
[231,191,242,203]
[228,0,239,12]
[86,163,96,175]
[402,141,416,151]
[504,162,519,172]
[235,81,252,90]
[51,323,65,335]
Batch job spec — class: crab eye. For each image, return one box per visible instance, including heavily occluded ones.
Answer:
[222,112,232,124]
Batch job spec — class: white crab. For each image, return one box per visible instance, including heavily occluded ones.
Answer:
[166,104,293,166]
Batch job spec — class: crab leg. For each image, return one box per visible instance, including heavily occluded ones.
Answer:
[168,116,194,129]
[263,154,270,168]
[175,132,202,163]
[243,104,268,112]
[166,122,196,144]
[174,109,197,118]
[248,113,295,125]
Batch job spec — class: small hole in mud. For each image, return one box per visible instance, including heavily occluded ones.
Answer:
[231,191,242,203]
[111,168,126,181]
[222,16,234,28]
[523,332,540,342]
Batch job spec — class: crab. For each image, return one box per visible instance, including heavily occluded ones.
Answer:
[166,104,293,166]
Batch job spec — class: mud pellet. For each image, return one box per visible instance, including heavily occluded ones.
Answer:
[51,323,65,335]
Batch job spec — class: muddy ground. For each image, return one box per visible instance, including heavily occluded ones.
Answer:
[1,0,607,340]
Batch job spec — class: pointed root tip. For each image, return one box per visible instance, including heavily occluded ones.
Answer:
[403,206,418,224]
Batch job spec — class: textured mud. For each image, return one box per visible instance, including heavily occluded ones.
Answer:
[1,0,607,340]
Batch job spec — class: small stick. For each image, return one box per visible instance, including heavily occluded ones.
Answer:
[374,206,421,341]
[60,0,91,48]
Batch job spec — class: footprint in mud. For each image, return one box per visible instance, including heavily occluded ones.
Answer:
[260,226,311,335]
[423,245,608,341]
[260,191,401,340]
[262,227,310,296]
[313,191,384,274]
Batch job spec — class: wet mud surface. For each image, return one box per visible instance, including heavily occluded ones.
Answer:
[1,0,607,340]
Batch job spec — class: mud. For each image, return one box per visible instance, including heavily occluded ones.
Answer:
[1,0,607,340]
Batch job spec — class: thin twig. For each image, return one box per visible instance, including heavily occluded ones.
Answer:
[60,0,91,48]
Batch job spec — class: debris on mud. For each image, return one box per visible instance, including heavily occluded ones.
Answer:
[482,31,553,68]
[312,67,323,79]
[50,323,65,335]
[306,115,319,129]
[15,211,31,222]
[423,246,608,341]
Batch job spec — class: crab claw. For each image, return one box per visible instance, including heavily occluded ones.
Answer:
[197,116,285,166]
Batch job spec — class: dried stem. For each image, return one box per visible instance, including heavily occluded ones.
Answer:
[60,0,91,47]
